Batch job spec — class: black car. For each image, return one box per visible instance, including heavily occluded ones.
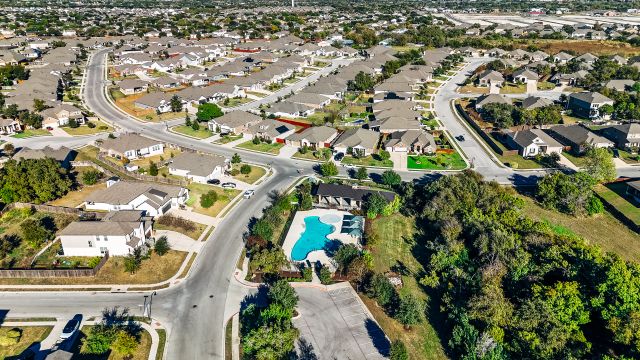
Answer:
[207,179,221,185]
[334,152,344,161]
[456,135,466,142]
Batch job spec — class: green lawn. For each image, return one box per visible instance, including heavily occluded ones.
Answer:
[72,325,151,360]
[500,83,526,94]
[235,140,284,155]
[366,214,448,360]
[172,125,213,139]
[562,151,588,168]
[341,155,393,168]
[538,81,557,90]
[408,153,466,170]
[522,195,640,263]
[498,154,544,169]
[186,183,241,217]
[594,182,640,227]
[219,97,253,107]
[213,134,243,144]
[0,326,53,359]
[11,129,52,138]
[618,150,640,164]
[292,151,330,162]
[62,120,113,136]
[232,163,267,184]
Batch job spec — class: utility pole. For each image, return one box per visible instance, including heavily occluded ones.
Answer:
[291,0,295,8]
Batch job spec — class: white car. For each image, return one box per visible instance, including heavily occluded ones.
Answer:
[60,316,81,339]
[244,190,255,199]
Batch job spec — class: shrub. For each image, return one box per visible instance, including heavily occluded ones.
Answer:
[377,150,391,161]
[0,328,22,346]
[230,168,240,176]
[148,162,159,176]
[390,340,409,360]
[586,196,604,215]
[200,190,218,208]
[68,118,79,128]
[252,136,260,145]
[318,265,332,285]
[232,153,242,164]
[98,125,108,130]
[87,121,96,128]
[240,164,251,174]
[320,161,338,177]
[154,235,171,256]
[111,330,138,357]
[82,169,103,185]
[88,256,103,268]
[156,215,197,233]
[301,266,312,281]
[365,273,396,307]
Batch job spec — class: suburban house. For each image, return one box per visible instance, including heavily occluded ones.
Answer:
[505,129,563,157]
[332,128,381,157]
[133,92,174,113]
[58,210,153,256]
[84,181,189,217]
[97,133,164,160]
[265,101,316,118]
[553,52,575,64]
[40,104,84,128]
[625,180,640,205]
[287,126,338,149]
[0,117,22,135]
[385,130,437,154]
[475,94,512,110]
[601,123,640,150]
[13,146,76,169]
[247,119,296,143]
[119,79,149,95]
[207,111,263,135]
[477,70,505,87]
[521,96,555,110]
[512,68,539,84]
[548,125,614,154]
[567,92,615,120]
[312,183,396,210]
[168,152,229,183]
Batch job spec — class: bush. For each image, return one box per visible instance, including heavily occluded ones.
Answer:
[377,150,391,161]
[200,190,218,208]
[252,136,260,145]
[0,328,22,346]
[390,340,409,360]
[586,195,604,215]
[148,162,159,176]
[154,235,171,256]
[123,248,143,274]
[156,215,197,232]
[82,169,103,185]
[111,330,138,357]
[87,121,96,128]
[318,265,332,285]
[320,161,338,177]
[230,168,240,176]
[68,118,79,128]
[366,273,396,307]
[88,256,103,268]
[232,153,242,164]
[240,164,251,174]
[301,266,312,281]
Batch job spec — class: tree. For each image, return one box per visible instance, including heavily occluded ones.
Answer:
[111,330,138,357]
[33,98,48,112]
[349,71,375,92]
[0,158,73,204]
[191,120,200,131]
[377,150,391,161]
[200,190,218,208]
[365,193,388,219]
[252,218,273,242]
[366,273,395,307]
[196,103,223,121]
[68,118,79,128]
[185,114,191,127]
[355,166,368,180]
[169,95,182,113]
[584,147,616,183]
[2,143,14,156]
[536,172,597,215]
[381,170,402,188]
[333,244,360,272]
[268,280,298,309]
[123,248,143,274]
[249,247,288,275]
[390,340,409,360]
[242,323,299,360]
[395,294,425,328]
[231,153,242,164]
[320,161,338,177]
[240,164,251,174]
[148,161,159,176]
[318,265,332,284]
[82,169,103,185]
[154,235,171,256]
[82,325,116,354]
[20,217,53,248]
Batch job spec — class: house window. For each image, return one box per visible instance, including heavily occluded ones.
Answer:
[103,236,108,242]
[100,247,108,255]
[88,241,93,247]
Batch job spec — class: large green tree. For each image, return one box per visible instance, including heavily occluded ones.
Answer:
[196,103,223,121]
[0,158,72,204]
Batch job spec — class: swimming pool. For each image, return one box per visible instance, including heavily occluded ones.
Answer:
[290,216,337,261]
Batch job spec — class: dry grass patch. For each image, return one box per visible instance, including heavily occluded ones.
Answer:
[232,164,267,184]
[49,183,107,208]
[186,183,240,218]
[0,326,52,358]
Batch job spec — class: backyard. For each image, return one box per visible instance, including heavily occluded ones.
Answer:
[171,125,213,139]
[0,326,53,359]
[366,214,448,360]
[408,152,466,170]
[186,183,241,217]
[235,140,284,155]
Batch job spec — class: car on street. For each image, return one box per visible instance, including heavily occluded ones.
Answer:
[456,135,466,142]
[207,179,221,185]
[221,182,236,189]
[60,315,82,339]
[244,190,255,199]
[334,152,344,161]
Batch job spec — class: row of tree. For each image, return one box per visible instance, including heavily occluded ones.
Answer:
[480,102,563,129]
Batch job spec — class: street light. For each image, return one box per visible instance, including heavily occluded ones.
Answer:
[142,291,157,320]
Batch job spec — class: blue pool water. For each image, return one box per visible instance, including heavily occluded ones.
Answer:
[291,216,336,261]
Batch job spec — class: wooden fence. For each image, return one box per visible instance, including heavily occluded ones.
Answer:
[455,103,518,156]
[95,153,189,186]
[0,202,105,219]
[0,252,109,278]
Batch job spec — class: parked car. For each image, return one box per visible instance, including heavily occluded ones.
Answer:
[207,179,221,185]
[244,190,255,199]
[46,126,54,131]
[334,152,344,161]
[456,135,466,142]
[60,314,82,339]
[221,182,236,189]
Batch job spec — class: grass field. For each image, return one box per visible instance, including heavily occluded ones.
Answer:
[341,155,393,168]
[408,153,466,170]
[62,120,113,136]
[186,183,240,217]
[594,182,640,227]
[72,325,151,360]
[522,195,640,263]
[235,140,284,155]
[498,153,543,169]
[213,134,243,144]
[562,151,588,168]
[0,326,52,359]
[232,163,266,184]
[171,125,213,139]
[0,250,187,285]
[48,183,107,208]
[155,218,207,240]
[11,129,52,139]
[367,214,448,360]
[500,82,526,94]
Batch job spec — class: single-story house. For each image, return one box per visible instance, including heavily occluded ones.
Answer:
[286,125,338,149]
[0,117,22,135]
[312,183,396,210]
[207,111,263,135]
[247,119,296,143]
[506,129,563,157]
[475,94,512,110]
[385,130,437,154]
[521,96,555,110]
[12,146,76,169]
[547,125,614,154]
[168,152,229,183]
[332,128,380,157]
[119,79,149,95]
[265,101,315,118]
[58,210,152,256]
[84,181,189,217]
[477,70,505,87]
[97,133,164,160]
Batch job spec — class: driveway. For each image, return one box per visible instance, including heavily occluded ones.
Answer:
[390,152,407,171]
[293,283,390,360]
[155,230,204,252]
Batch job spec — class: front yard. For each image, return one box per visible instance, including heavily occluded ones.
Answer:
[62,120,113,136]
[457,85,489,94]
[562,151,588,168]
[235,140,284,155]
[171,125,213,139]
[342,155,393,168]
[231,163,267,184]
[212,134,243,145]
[408,152,467,170]
[71,325,152,360]
[186,183,241,217]
[11,129,52,139]
[0,326,53,359]
[500,82,526,94]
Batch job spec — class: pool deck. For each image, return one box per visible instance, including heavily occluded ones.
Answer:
[282,209,360,267]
